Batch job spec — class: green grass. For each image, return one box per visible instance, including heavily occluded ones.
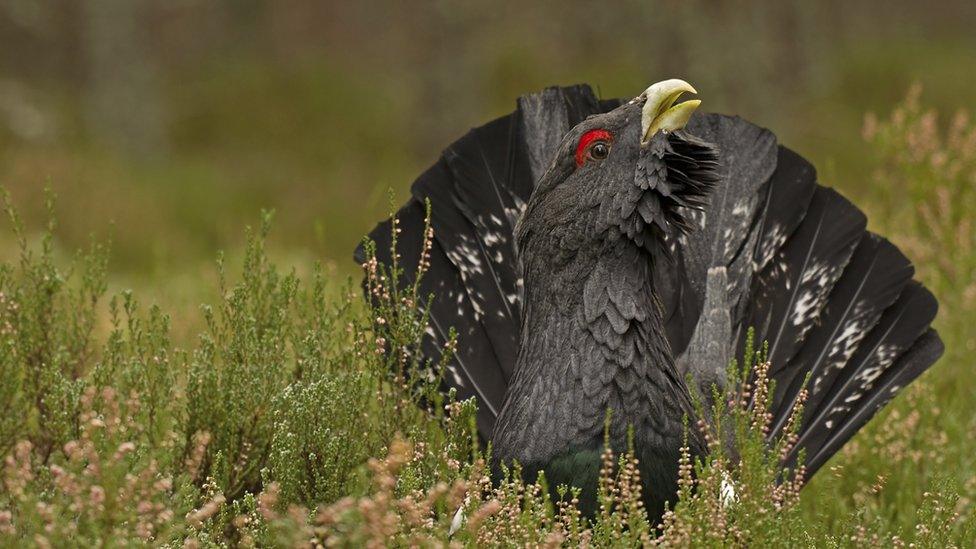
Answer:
[0,88,974,546]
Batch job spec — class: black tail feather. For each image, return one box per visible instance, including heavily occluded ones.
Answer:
[772,235,914,434]
[802,328,943,476]
[748,147,818,281]
[411,158,522,382]
[729,146,818,347]
[357,200,508,432]
[787,283,939,472]
[711,135,942,477]
[734,163,942,477]
[743,187,867,374]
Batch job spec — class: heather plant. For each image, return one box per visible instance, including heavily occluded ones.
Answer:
[862,83,976,330]
[0,190,107,461]
[652,335,812,547]
[2,388,196,545]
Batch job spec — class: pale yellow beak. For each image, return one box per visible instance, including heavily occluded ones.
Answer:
[640,79,701,145]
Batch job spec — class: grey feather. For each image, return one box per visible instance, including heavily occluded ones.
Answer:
[677,266,731,396]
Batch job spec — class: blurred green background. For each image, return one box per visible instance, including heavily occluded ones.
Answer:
[1,0,974,303]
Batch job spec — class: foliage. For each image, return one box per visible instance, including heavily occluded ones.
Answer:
[862,83,976,309]
[654,336,811,547]
[0,88,975,546]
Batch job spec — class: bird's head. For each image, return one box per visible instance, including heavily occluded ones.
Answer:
[516,79,720,265]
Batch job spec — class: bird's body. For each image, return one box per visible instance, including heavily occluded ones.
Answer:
[493,99,714,517]
[498,209,696,517]
[356,81,943,519]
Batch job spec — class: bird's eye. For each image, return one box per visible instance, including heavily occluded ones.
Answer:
[575,129,614,167]
[588,141,610,161]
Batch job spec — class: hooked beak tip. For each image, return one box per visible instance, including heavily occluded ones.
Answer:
[640,79,701,145]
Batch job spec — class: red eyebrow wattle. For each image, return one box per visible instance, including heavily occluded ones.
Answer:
[575,129,613,167]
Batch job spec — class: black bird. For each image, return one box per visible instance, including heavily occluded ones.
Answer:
[356,80,943,519]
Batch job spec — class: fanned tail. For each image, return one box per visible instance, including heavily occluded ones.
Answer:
[752,181,942,478]
[357,88,944,481]
[705,132,945,478]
